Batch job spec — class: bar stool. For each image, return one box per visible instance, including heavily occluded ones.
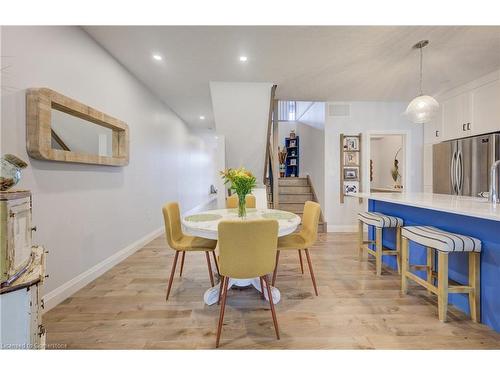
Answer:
[401,226,481,323]
[357,212,403,276]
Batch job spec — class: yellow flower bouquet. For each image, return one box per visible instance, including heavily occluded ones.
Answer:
[220,167,257,217]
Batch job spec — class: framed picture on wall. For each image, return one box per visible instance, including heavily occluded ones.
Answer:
[343,181,359,195]
[344,151,359,166]
[343,136,359,151]
[343,167,359,180]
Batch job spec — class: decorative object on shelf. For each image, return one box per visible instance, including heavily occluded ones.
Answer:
[391,148,403,189]
[343,136,359,151]
[370,159,373,182]
[343,181,359,195]
[405,40,439,124]
[220,167,257,218]
[289,129,296,139]
[26,88,129,167]
[340,133,362,204]
[343,151,359,166]
[0,154,28,191]
[343,167,359,180]
[278,147,287,178]
[284,136,299,177]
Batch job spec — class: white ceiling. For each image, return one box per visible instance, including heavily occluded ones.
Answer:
[84,26,500,129]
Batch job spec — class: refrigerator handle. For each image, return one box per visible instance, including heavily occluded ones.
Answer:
[450,150,457,194]
[457,150,463,194]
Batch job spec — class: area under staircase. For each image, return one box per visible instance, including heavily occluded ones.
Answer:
[278,175,327,233]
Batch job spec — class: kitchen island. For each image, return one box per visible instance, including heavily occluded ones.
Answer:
[353,192,500,333]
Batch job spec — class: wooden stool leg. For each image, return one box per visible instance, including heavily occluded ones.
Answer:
[264,275,280,340]
[216,276,229,348]
[358,220,364,260]
[437,252,449,322]
[375,227,383,276]
[401,237,409,295]
[468,252,481,323]
[426,247,434,295]
[305,249,319,296]
[166,251,180,301]
[272,250,280,286]
[205,251,215,287]
[179,251,186,277]
[298,250,304,274]
[396,227,402,274]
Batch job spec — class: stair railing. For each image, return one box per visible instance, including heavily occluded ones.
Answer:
[264,85,278,208]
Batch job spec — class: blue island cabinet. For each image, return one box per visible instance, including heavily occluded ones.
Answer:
[368,198,500,333]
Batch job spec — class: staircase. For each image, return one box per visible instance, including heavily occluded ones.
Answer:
[277,175,327,233]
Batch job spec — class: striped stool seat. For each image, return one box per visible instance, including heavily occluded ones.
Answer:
[401,225,481,323]
[402,226,481,253]
[358,212,403,228]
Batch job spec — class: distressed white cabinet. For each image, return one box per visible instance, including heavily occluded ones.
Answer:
[0,191,46,350]
[0,279,45,349]
[472,79,500,136]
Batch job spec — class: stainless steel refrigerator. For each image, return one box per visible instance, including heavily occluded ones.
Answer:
[433,133,500,197]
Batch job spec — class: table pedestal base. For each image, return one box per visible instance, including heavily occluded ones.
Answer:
[203,277,281,306]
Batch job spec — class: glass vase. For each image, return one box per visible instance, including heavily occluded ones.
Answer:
[237,194,246,218]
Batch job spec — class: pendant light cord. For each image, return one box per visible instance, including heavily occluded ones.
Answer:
[419,45,424,95]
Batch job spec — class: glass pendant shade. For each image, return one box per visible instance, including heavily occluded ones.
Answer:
[406,95,440,124]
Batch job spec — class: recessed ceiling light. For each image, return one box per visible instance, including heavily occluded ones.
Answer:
[152,54,163,61]
[239,56,248,62]
[199,115,205,120]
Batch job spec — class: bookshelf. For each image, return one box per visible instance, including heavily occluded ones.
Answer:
[285,136,299,177]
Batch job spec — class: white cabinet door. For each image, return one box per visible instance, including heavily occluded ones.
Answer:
[472,79,500,136]
[424,105,443,144]
[442,94,462,141]
[442,92,472,141]
[461,92,473,136]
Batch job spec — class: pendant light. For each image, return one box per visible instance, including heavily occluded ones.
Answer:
[405,40,439,124]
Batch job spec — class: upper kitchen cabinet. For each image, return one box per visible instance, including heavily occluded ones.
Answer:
[472,79,500,136]
[431,70,500,144]
[424,104,443,144]
[441,91,473,141]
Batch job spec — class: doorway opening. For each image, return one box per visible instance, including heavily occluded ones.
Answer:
[367,133,407,193]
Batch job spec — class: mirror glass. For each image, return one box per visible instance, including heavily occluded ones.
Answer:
[51,108,113,157]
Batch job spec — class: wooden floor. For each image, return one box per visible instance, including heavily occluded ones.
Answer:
[44,233,500,349]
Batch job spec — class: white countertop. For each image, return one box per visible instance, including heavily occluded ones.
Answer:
[351,192,500,222]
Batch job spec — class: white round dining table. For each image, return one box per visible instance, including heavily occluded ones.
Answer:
[182,208,301,305]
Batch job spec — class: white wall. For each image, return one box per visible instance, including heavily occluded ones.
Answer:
[210,81,272,184]
[325,102,423,231]
[1,26,216,308]
[370,135,404,189]
[298,102,325,209]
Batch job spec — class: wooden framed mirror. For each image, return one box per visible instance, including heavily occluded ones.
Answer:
[26,88,129,166]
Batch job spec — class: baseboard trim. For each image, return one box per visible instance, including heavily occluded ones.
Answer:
[43,226,163,312]
[327,224,358,233]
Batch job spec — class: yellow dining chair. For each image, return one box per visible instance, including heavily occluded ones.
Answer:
[216,219,279,348]
[162,202,218,300]
[272,201,321,296]
[225,194,256,209]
